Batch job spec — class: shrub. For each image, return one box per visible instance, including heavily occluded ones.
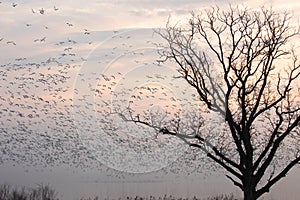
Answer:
[0,183,58,200]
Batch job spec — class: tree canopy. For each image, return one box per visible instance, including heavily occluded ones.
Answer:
[122,6,300,200]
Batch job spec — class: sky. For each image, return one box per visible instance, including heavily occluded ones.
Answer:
[0,0,300,199]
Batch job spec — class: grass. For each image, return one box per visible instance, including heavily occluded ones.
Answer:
[0,184,238,200]
[88,194,238,200]
[80,194,238,200]
[0,184,58,200]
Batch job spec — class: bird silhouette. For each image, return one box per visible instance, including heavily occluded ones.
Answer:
[6,41,16,45]
[39,8,45,14]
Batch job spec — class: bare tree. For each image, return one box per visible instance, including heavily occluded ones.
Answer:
[120,6,300,200]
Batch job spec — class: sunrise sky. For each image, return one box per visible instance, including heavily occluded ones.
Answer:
[0,0,300,199]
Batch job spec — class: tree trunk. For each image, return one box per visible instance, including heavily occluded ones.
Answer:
[243,178,257,200]
[244,189,256,200]
[242,174,257,200]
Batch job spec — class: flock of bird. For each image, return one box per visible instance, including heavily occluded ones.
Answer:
[0,1,209,177]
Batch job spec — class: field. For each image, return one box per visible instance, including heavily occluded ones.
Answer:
[0,184,239,200]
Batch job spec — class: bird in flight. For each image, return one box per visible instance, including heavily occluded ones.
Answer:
[33,37,46,42]
[84,29,90,35]
[12,3,17,7]
[39,8,45,15]
[7,41,16,45]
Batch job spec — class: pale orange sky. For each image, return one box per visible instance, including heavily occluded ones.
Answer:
[0,0,300,200]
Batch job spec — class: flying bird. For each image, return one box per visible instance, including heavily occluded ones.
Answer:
[7,41,16,45]
[39,8,45,14]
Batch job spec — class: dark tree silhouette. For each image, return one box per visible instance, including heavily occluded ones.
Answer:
[120,6,300,200]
